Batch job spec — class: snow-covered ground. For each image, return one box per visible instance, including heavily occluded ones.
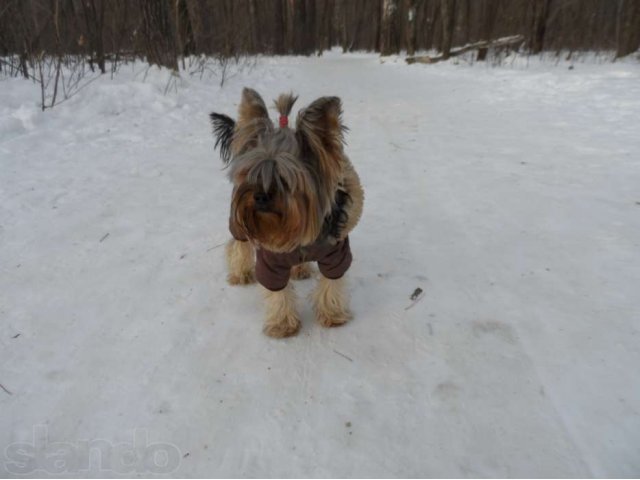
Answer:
[1,51,639,477]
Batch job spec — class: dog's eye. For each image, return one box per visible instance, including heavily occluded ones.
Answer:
[253,192,270,206]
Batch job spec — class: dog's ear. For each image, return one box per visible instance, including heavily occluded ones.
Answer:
[238,88,269,125]
[296,96,346,190]
[233,88,272,154]
[209,112,235,164]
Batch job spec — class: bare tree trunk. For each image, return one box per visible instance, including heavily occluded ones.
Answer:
[95,0,106,73]
[440,0,457,59]
[616,0,640,58]
[175,0,183,57]
[380,0,398,55]
[477,0,499,61]
[284,0,295,53]
[317,0,333,54]
[81,0,106,73]
[333,0,348,52]
[349,0,366,51]
[306,0,317,54]
[174,0,195,57]
[183,0,203,53]
[530,0,551,54]
[248,0,258,53]
[460,0,471,45]
[138,0,178,70]
[423,0,441,51]
[405,0,417,56]
[110,0,130,71]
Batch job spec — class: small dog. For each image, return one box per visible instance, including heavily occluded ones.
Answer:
[210,88,363,338]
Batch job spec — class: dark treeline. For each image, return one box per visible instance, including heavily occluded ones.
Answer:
[1,0,639,74]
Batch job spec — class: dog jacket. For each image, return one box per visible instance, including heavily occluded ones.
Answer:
[230,219,352,292]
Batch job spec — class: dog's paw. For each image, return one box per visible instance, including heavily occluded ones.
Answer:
[291,263,313,280]
[263,316,301,338]
[227,270,255,285]
[316,309,352,328]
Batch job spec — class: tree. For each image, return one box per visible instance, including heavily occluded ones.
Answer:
[530,0,551,54]
[138,0,178,70]
[477,0,500,61]
[616,0,640,58]
[380,0,398,55]
[404,0,417,56]
[440,0,457,59]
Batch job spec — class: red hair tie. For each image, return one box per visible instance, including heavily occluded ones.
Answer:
[279,115,288,128]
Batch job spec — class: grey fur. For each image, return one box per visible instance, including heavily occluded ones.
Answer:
[229,128,309,194]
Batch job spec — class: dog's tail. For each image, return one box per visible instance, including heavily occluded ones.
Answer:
[274,93,298,128]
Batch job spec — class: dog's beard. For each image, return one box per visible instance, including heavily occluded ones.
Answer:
[231,184,322,253]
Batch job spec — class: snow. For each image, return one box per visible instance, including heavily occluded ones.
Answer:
[1,51,640,477]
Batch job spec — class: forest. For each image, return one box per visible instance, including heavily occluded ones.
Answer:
[1,0,639,76]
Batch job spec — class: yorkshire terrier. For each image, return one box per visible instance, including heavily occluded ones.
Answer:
[210,88,364,338]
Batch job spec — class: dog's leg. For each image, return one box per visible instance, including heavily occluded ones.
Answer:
[263,283,300,338]
[312,276,352,327]
[226,239,255,285]
[291,263,313,280]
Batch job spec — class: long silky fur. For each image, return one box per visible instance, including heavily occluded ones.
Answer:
[229,127,323,251]
[210,112,235,164]
[274,93,298,119]
[296,96,348,216]
[223,88,360,253]
[232,88,273,155]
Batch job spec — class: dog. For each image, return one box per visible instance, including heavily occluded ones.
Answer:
[210,88,363,338]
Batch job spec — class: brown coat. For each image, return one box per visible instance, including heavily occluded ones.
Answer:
[230,219,352,291]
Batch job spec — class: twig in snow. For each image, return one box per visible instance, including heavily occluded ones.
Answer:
[0,383,12,395]
[333,349,353,362]
[99,233,110,242]
[207,242,226,252]
[12,333,21,339]
[389,141,410,151]
[405,288,425,310]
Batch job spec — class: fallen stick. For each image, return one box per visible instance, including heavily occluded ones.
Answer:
[207,242,226,252]
[405,292,425,310]
[333,349,354,362]
[406,35,525,64]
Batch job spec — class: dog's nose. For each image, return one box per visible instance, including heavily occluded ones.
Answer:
[253,192,270,207]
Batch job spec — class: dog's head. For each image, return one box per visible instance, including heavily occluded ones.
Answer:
[211,88,346,252]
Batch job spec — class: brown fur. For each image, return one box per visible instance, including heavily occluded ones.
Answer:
[211,88,363,337]
[338,158,364,239]
[231,88,273,155]
[291,263,313,280]
[296,96,347,215]
[230,170,321,253]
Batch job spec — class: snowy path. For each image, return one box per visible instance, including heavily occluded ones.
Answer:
[1,53,639,477]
